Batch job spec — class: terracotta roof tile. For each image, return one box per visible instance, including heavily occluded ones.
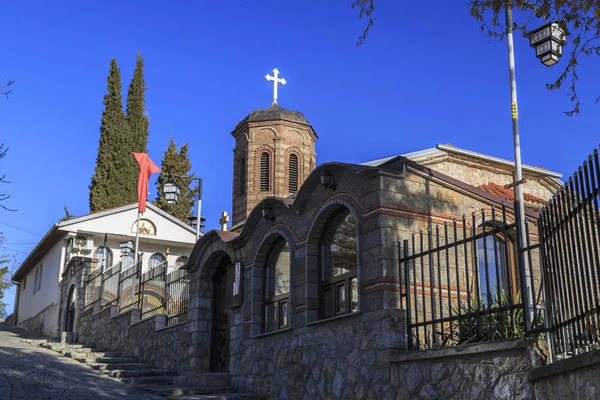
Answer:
[477,182,546,205]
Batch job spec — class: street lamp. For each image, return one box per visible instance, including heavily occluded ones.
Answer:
[529,22,566,67]
[163,176,204,241]
[163,181,181,205]
[504,3,566,341]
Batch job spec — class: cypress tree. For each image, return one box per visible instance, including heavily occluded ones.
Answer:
[154,137,196,221]
[89,58,127,212]
[123,52,150,204]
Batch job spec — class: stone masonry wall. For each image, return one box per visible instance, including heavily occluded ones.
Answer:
[77,306,191,374]
[21,302,59,338]
[530,350,600,399]
[231,309,407,400]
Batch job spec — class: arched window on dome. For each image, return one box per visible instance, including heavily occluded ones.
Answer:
[239,156,246,196]
[260,152,270,192]
[288,154,298,193]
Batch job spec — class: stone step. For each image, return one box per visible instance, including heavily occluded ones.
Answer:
[67,351,120,360]
[107,369,178,378]
[122,375,177,385]
[91,357,137,364]
[60,346,103,354]
[167,394,264,400]
[90,362,155,372]
[20,339,49,346]
[134,385,232,397]
[190,373,232,389]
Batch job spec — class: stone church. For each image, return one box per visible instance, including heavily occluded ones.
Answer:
[48,73,567,399]
[180,91,561,397]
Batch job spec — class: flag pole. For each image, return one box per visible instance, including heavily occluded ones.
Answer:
[134,210,141,265]
[132,209,141,306]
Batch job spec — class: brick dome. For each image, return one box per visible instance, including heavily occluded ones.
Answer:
[235,104,309,130]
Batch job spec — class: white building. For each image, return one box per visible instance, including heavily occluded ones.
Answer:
[11,202,198,337]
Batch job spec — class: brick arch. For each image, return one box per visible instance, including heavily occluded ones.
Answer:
[284,128,308,144]
[304,193,364,244]
[464,205,516,229]
[254,127,278,141]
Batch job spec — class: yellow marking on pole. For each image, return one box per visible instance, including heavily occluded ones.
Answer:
[511,102,518,119]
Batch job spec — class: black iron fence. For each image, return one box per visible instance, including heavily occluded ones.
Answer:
[398,202,545,351]
[84,258,190,327]
[539,147,600,361]
[399,145,600,364]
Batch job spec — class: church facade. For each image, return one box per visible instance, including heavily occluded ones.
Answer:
[181,100,561,397]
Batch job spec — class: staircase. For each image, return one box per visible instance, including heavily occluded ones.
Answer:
[22,339,262,400]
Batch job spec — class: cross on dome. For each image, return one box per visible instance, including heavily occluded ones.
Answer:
[265,68,286,105]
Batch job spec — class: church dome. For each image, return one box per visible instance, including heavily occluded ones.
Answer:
[235,104,309,130]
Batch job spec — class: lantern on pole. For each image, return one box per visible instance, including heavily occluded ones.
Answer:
[529,22,566,67]
[163,181,180,205]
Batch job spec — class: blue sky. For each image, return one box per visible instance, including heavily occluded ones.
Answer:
[1,1,599,313]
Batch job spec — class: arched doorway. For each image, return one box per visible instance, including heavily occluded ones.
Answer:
[211,256,233,372]
[64,285,76,332]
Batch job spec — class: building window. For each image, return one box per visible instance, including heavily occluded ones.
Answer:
[288,154,299,193]
[320,209,358,319]
[264,239,291,332]
[175,256,189,268]
[94,247,113,272]
[121,254,135,270]
[34,264,43,294]
[22,277,27,291]
[476,229,515,305]
[260,152,270,192]
[239,156,246,196]
[149,253,167,270]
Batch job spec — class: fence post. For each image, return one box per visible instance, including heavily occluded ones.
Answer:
[402,240,412,351]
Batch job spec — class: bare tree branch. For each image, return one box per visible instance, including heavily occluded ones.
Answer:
[0,79,15,99]
[353,1,600,115]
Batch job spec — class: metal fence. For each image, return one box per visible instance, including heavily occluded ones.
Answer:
[101,263,121,307]
[140,261,167,319]
[118,261,141,313]
[539,147,600,361]
[166,268,190,325]
[84,258,190,327]
[398,203,545,351]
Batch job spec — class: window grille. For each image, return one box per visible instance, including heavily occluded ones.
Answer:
[260,152,270,192]
[289,154,298,193]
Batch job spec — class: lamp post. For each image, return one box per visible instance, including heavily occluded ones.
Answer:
[503,2,565,333]
[164,176,204,241]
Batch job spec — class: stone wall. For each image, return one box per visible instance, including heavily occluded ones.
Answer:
[530,350,600,399]
[231,309,407,399]
[231,308,541,400]
[76,306,191,374]
[21,302,59,338]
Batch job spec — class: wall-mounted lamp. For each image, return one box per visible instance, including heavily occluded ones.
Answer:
[320,170,337,190]
[262,205,276,222]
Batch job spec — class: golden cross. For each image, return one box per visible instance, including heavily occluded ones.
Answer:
[219,211,230,231]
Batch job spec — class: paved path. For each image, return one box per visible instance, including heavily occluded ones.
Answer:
[0,323,161,400]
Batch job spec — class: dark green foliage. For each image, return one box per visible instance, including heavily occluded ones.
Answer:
[123,52,150,203]
[0,233,15,318]
[89,54,150,213]
[89,59,127,213]
[154,137,196,221]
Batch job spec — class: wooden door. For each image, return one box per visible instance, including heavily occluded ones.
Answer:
[210,264,230,372]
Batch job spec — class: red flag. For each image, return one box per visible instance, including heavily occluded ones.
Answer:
[132,152,161,213]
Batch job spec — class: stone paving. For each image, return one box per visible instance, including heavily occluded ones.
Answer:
[0,322,161,400]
